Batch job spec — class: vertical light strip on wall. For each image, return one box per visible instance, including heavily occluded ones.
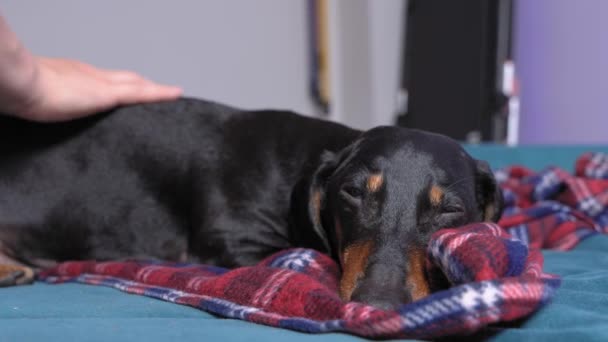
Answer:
[308,0,331,114]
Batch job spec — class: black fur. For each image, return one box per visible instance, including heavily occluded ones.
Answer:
[0,97,502,307]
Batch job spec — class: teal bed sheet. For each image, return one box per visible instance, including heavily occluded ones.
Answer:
[1,145,608,341]
[2,234,608,342]
[489,234,608,342]
[464,144,608,171]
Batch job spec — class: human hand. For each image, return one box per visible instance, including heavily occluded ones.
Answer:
[8,57,182,122]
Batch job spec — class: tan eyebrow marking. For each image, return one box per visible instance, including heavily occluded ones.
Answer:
[429,185,444,206]
[366,173,383,193]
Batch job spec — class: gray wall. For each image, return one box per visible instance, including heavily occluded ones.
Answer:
[327,0,405,130]
[368,0,405,128]
[2,0,318,115]
[2,0,406,129]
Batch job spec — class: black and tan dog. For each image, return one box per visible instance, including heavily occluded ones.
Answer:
[0,98,502,309]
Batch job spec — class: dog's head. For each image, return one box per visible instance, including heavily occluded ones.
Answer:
[307,126,502,309]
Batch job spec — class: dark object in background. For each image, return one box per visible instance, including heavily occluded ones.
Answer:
[396,0,513,143]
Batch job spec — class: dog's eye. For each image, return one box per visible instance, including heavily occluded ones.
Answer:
[340,185,364,203]
[442,204,464,214]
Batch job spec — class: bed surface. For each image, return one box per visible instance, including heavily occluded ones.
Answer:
[2,234,608,342]
[2,145,608,341]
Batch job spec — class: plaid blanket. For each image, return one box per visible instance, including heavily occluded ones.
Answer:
[39,153,608,340]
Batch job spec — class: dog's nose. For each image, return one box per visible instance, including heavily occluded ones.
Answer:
[348,260,411,310]
[351,291,407,311]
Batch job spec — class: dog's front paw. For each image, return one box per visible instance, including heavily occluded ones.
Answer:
[0,264,35,287]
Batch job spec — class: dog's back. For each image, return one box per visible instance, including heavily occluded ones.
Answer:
[0,98,358,268]
[0,98,503,307]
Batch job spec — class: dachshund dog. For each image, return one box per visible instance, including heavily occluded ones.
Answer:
[0,98,502,309]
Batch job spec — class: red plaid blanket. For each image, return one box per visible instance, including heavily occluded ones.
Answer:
[39,153,608,340]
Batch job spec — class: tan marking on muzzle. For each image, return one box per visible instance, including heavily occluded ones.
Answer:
[405,248,431,301]
[311,189,322,225]
[366,173,383,193]
[429,185,444,206]
[339,240,373,301]
[484,203,495,222]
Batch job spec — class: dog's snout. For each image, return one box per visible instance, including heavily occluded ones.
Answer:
[349,260,410,310]
[340,244,431,310]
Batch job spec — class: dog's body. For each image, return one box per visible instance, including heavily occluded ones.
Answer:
[0,98,501,308]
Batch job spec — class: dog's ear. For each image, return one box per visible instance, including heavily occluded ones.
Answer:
[288,151,340,255]
[475,159,504,222]
[307,151,340,254]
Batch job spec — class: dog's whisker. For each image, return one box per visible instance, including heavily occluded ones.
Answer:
[444,176,475,192]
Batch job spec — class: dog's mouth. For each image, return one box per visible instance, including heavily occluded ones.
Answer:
[338,242,431,310]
